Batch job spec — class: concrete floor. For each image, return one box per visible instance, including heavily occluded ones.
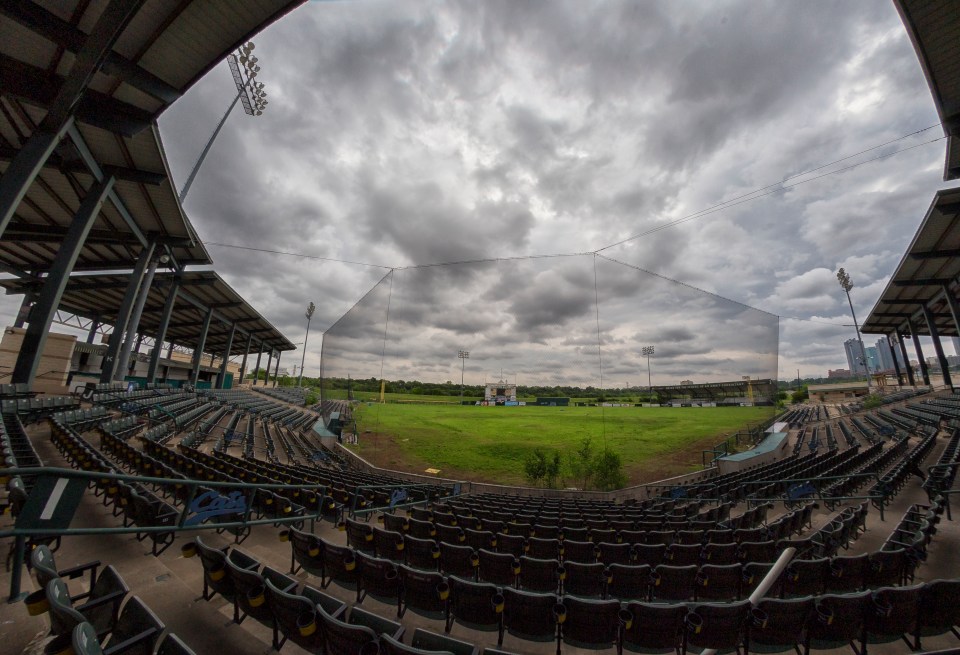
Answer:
[2,413,960,655]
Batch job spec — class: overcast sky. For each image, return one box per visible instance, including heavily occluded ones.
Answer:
[4,0,959,385]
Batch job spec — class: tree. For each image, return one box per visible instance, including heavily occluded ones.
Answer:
[862,393,883,409]
[523,449,548,486]
[568,437,595,489]
[593,449,626,491]
[544,450,563,489]
[791,386,808,403]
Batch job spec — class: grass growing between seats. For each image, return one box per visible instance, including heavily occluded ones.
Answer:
[346,403,775,487]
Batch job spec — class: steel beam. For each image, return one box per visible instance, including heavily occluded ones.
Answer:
[273,351,282,388]
[99,241,155,382]
[218,323,237,389]
[887,335,904,386]
[0,117,74,238]
[191,308,214,385]
[147,279,180,382]
[896,328,916,387]
[238,332,253,384]
[116,257,159,376]
[252,342,264,386]
[922,303,952,389]
[264,349,273,388]
[12,177,115,385]
[907,317,930,386]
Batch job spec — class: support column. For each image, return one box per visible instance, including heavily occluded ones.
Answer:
[921,304,953,389]
[273,351,281,388]
[943,284,960,343]
[907,317,930,386]
[100,241,155,382]
[896,328,916,387]
[252,342,264,386]
[191,308,214,385]
[86,315,101,344]
[238,332,253,384]
[147,279,180,382]
[888,334,904,387]
[264,349,273,388]
[218,323,237,389]
[116,257,159,376]
[12,177,115,385]
[13,293,35,328]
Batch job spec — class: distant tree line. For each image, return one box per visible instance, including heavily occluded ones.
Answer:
[524,436,626,492]
[317,376,653,401]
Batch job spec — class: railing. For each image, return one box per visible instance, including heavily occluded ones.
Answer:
[0,465,450,601]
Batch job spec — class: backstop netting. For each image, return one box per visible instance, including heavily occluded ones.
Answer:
[319,253,779,404]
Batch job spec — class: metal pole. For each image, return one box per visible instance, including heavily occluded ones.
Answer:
[844,288,870,389]
[178,89,242,202]
[299,303,315,387]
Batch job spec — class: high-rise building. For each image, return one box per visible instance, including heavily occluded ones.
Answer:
[953,336,960,357]
[876,337,905,371]
[844,338,867,375]
[865,346,880,373]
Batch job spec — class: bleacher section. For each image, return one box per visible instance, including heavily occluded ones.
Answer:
[5,386,960,655]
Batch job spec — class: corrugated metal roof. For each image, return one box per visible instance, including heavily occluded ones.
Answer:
[862,187,960,337]
[896,0,960,180]
[0,270,296,355]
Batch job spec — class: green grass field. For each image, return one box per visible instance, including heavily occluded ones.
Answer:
[346,403,775,486]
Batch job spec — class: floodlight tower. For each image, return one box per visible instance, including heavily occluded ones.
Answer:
[179,41,269,202]
[458,350,469,404]
[298,302,315,387]
[642,346,655,392]
[837,268,871,390]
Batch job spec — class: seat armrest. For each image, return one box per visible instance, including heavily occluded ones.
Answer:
[77,589,126,613]
[103,628,160,655]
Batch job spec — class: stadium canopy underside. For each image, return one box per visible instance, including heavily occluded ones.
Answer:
[0,0,304,388]
[895,0,960,180]
[862,187,960,389]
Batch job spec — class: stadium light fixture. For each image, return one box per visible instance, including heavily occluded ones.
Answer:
[642,345,654,391]
[178,41,269,202]
[837,268,870,390]
[298,302,316,388]
[458,350,470,404]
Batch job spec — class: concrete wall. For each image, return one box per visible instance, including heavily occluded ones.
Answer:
[0,326,74,394]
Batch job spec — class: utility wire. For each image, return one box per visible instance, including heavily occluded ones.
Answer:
[205,242,393,269]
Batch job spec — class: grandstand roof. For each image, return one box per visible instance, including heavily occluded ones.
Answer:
[0,270,296,355]
[0,1,303,275]
[862,187,960,337]
[895,0,960,180]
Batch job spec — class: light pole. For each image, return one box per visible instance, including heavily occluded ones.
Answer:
[642,346,654,393]
[298,302,315,388]
[458,350,469,404]
[837,268,871,390]
[179,41,269,202]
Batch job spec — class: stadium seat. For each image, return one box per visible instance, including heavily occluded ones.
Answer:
[863,585,922,651]
[45,574,125,638]
[562,539,599,564]
[561,595,628,653]
[528,537,560,560]
[738,540,778,564]
[606,563,650,602]
[478,549,518,587]
[346,518,377,553]
[445,575,504,634]
[806,592,870,654]
[498,587,562,653]
[320,538,358,589]
[684,600,751,655]
[633,543,667,568]
[866,549,907,588]
[621,601,686,655]
[405,534,441,571]
[741,562,774,598]
[696,563,743,602]
[497,533,528,558]
[826,554,868,593]
[518,556,562,594]
[265,578,344,651]
[597,541,633,566]
[563,561,606,598]
[356,551,400,604]
[650,565,697,602]
[227,557,295,642]
[30,545,104,604]
[440,542,477,579]
[914,579,960,650]
[409,518,437,540]
[317,606,380,655]
[382,512,409,534]
[464,528,498,552]
[437,523,466,545]
[780,558,830,598]
[373,527,406,562]
[288,526,325,577]
[750,596,815,654]
[398,564,448,619]
[702,542,739,565]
